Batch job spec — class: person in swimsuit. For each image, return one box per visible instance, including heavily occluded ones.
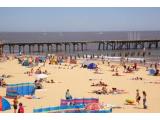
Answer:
[13,97,18,113]
[136,89,141,105]
[142,91,147,109]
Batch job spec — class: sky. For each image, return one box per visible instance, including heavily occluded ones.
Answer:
[0,7,160,32]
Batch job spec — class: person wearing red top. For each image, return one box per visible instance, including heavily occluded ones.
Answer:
[18,103,24,113]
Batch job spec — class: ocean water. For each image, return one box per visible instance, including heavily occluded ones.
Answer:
[0,31,160,57]
[1,31,160,42]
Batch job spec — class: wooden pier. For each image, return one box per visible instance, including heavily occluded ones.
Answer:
[0,41,3,57]
[0,40,160,54]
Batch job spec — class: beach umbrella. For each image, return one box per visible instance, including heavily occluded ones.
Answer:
[148,69,156,75]
[87,63,97,69]
[36,74,48,80]
[85,103,101,111]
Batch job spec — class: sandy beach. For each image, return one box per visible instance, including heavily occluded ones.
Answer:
[0,56,160,113]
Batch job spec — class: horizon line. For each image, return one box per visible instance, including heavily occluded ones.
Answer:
[1,30,160,32]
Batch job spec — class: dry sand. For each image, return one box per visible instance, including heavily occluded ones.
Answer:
[0,57,160,113]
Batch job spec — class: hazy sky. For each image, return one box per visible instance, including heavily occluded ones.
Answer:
[0,7,160,32]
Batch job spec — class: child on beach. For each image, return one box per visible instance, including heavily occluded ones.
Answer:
[136,89,141,105]
[18,103,24,113]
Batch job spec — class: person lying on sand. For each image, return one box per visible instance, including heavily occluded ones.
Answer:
[130,77,143,80]
[144,81,160,84]
[24,71,29,74]
[35,68,42,74]
[92,87,108,95]
[45,79,55,83]
[102,86,108,94]
[99,81,107,86]
[112,72,120,76]
[51,80,55,83]
[34,80,43,89]
[91,81,108,87]
[0,79,7,87]
[1,74,12,78]
[123,66,133,73]
[42,70,48,74]
[45,80,50,83]
[127,66,132,72]
[92,89,103,95]
[45,79,62,84]
[108,88,117,94]
[91,83,95,86]
[89,78,103,81]
[24,95,41,99]
[92,87,127,95]
[109,88,127,94]
[94,68,103,74]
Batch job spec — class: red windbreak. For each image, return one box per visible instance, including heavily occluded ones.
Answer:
[0,96,2,111]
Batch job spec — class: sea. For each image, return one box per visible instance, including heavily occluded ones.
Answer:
[0,31,160,60]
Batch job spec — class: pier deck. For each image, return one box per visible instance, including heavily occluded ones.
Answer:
[0,40,160,54]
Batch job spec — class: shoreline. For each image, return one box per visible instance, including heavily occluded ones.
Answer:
[1,52,160,63]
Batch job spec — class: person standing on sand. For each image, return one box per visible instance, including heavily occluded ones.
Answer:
[107,59,110,66]
[13,97,18,113]
[136,89,141,105]
[134,62,137,70]
[142,91,147,109]
[123,64,126,72]
[43,60,46,67]
[143,59,146,65]
[155,63,158,69]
